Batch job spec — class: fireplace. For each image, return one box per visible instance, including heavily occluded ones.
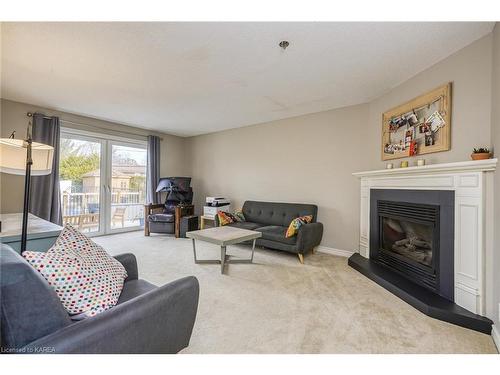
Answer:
[349,160,497,334]
[370,189,454,301]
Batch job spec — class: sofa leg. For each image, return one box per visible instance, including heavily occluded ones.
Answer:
[297,254,304,264]
[311,247,316,254]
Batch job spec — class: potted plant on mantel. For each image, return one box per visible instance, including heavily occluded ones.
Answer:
[471,147,491,160]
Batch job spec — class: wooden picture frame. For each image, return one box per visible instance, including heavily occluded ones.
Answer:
[381,83,452,161]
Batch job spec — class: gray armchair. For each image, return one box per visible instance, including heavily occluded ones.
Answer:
[0,244,199,354]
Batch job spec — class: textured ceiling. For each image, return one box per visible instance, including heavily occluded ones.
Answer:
[1,22,495,136]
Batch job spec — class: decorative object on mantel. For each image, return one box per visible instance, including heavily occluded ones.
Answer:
[400,161,409,168]
[471,147,491,160]
[0,114,54,253]
[382,83,451,161]
[417,159,426,167]
[386,163,394,169]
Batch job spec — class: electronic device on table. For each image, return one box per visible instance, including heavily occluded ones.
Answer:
[203,196,231,218]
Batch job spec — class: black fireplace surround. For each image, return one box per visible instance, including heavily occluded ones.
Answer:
[348,189,493,334]
[370,189,454,301]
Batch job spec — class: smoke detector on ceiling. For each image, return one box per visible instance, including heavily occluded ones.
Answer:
[279,40,290,50]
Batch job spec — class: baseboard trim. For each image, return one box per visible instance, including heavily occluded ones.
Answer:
[316,246,355,258]
[492,324,500,353]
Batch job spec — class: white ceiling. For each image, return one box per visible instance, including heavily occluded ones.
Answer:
[1,22,495,136]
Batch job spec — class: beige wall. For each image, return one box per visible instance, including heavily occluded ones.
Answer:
[366,34,493,170]
[491,23,500,331]
[187,34,495,252]
[188,104,368,251]
[0,99,189,214]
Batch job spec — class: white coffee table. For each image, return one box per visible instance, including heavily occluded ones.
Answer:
[186,226,262,274]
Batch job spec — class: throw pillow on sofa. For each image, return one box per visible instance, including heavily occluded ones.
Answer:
[217,211,238,226]
[23,224,127,318]
[285,215,313,238]
[234,209,246,222]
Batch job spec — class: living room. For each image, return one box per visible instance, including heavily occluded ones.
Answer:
[1,1,500,373]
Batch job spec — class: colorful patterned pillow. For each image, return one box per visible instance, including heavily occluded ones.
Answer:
[23,224,127,318]
[234,209,246,222]
[285,215,313,238]
[217,211,237,226]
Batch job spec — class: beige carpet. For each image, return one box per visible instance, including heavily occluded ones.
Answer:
[94,231,497,354]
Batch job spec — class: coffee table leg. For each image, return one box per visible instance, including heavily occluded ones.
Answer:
[221,245,226,274]
[250,239,256,262]
[192,238,198,263]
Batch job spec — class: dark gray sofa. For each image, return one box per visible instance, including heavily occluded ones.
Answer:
[0,244,199,354]
[217,201,323,263]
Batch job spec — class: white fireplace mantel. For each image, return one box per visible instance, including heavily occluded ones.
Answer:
[353,158,497,316]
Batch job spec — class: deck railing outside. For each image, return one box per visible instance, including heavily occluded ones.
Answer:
[61,190,145,227]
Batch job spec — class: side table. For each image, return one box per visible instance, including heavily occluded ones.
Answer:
[200,215,217,229]
[174,204,195,238]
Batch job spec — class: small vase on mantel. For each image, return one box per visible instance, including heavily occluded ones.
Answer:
[471,147,491,161]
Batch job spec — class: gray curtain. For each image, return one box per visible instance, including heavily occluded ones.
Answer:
[29,113,62,225]
[146,135,161,204]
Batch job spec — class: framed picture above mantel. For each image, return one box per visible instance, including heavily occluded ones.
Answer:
[381,83,452,161]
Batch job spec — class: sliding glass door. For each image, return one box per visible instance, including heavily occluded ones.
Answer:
[59,129,147,236]
[107,142,147,233]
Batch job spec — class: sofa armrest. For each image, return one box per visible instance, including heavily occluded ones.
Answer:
[21,276,200,354]
[296,222,324,253]
[113,253,138,282]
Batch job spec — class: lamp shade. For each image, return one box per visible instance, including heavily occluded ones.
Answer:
[0,138,54,176]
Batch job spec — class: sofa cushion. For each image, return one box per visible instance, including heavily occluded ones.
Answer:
[257,225,297,245]
[117,279,157,305]
[227,221,262,231]
[256,238,298,253]
[23,224,128,318]
[1,244,72,349]
[242,201,318,227]
[148,213,174,223]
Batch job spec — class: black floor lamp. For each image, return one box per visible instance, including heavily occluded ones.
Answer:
[0,113,54,252]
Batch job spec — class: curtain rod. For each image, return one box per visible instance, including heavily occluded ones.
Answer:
[27,112,163,141]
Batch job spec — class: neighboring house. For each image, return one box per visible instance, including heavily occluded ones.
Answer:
[82,165,146,193]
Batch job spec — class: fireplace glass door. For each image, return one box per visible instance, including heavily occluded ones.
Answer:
[381,217,434,267]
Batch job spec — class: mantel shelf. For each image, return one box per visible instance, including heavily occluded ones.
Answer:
[353,158,497,178]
